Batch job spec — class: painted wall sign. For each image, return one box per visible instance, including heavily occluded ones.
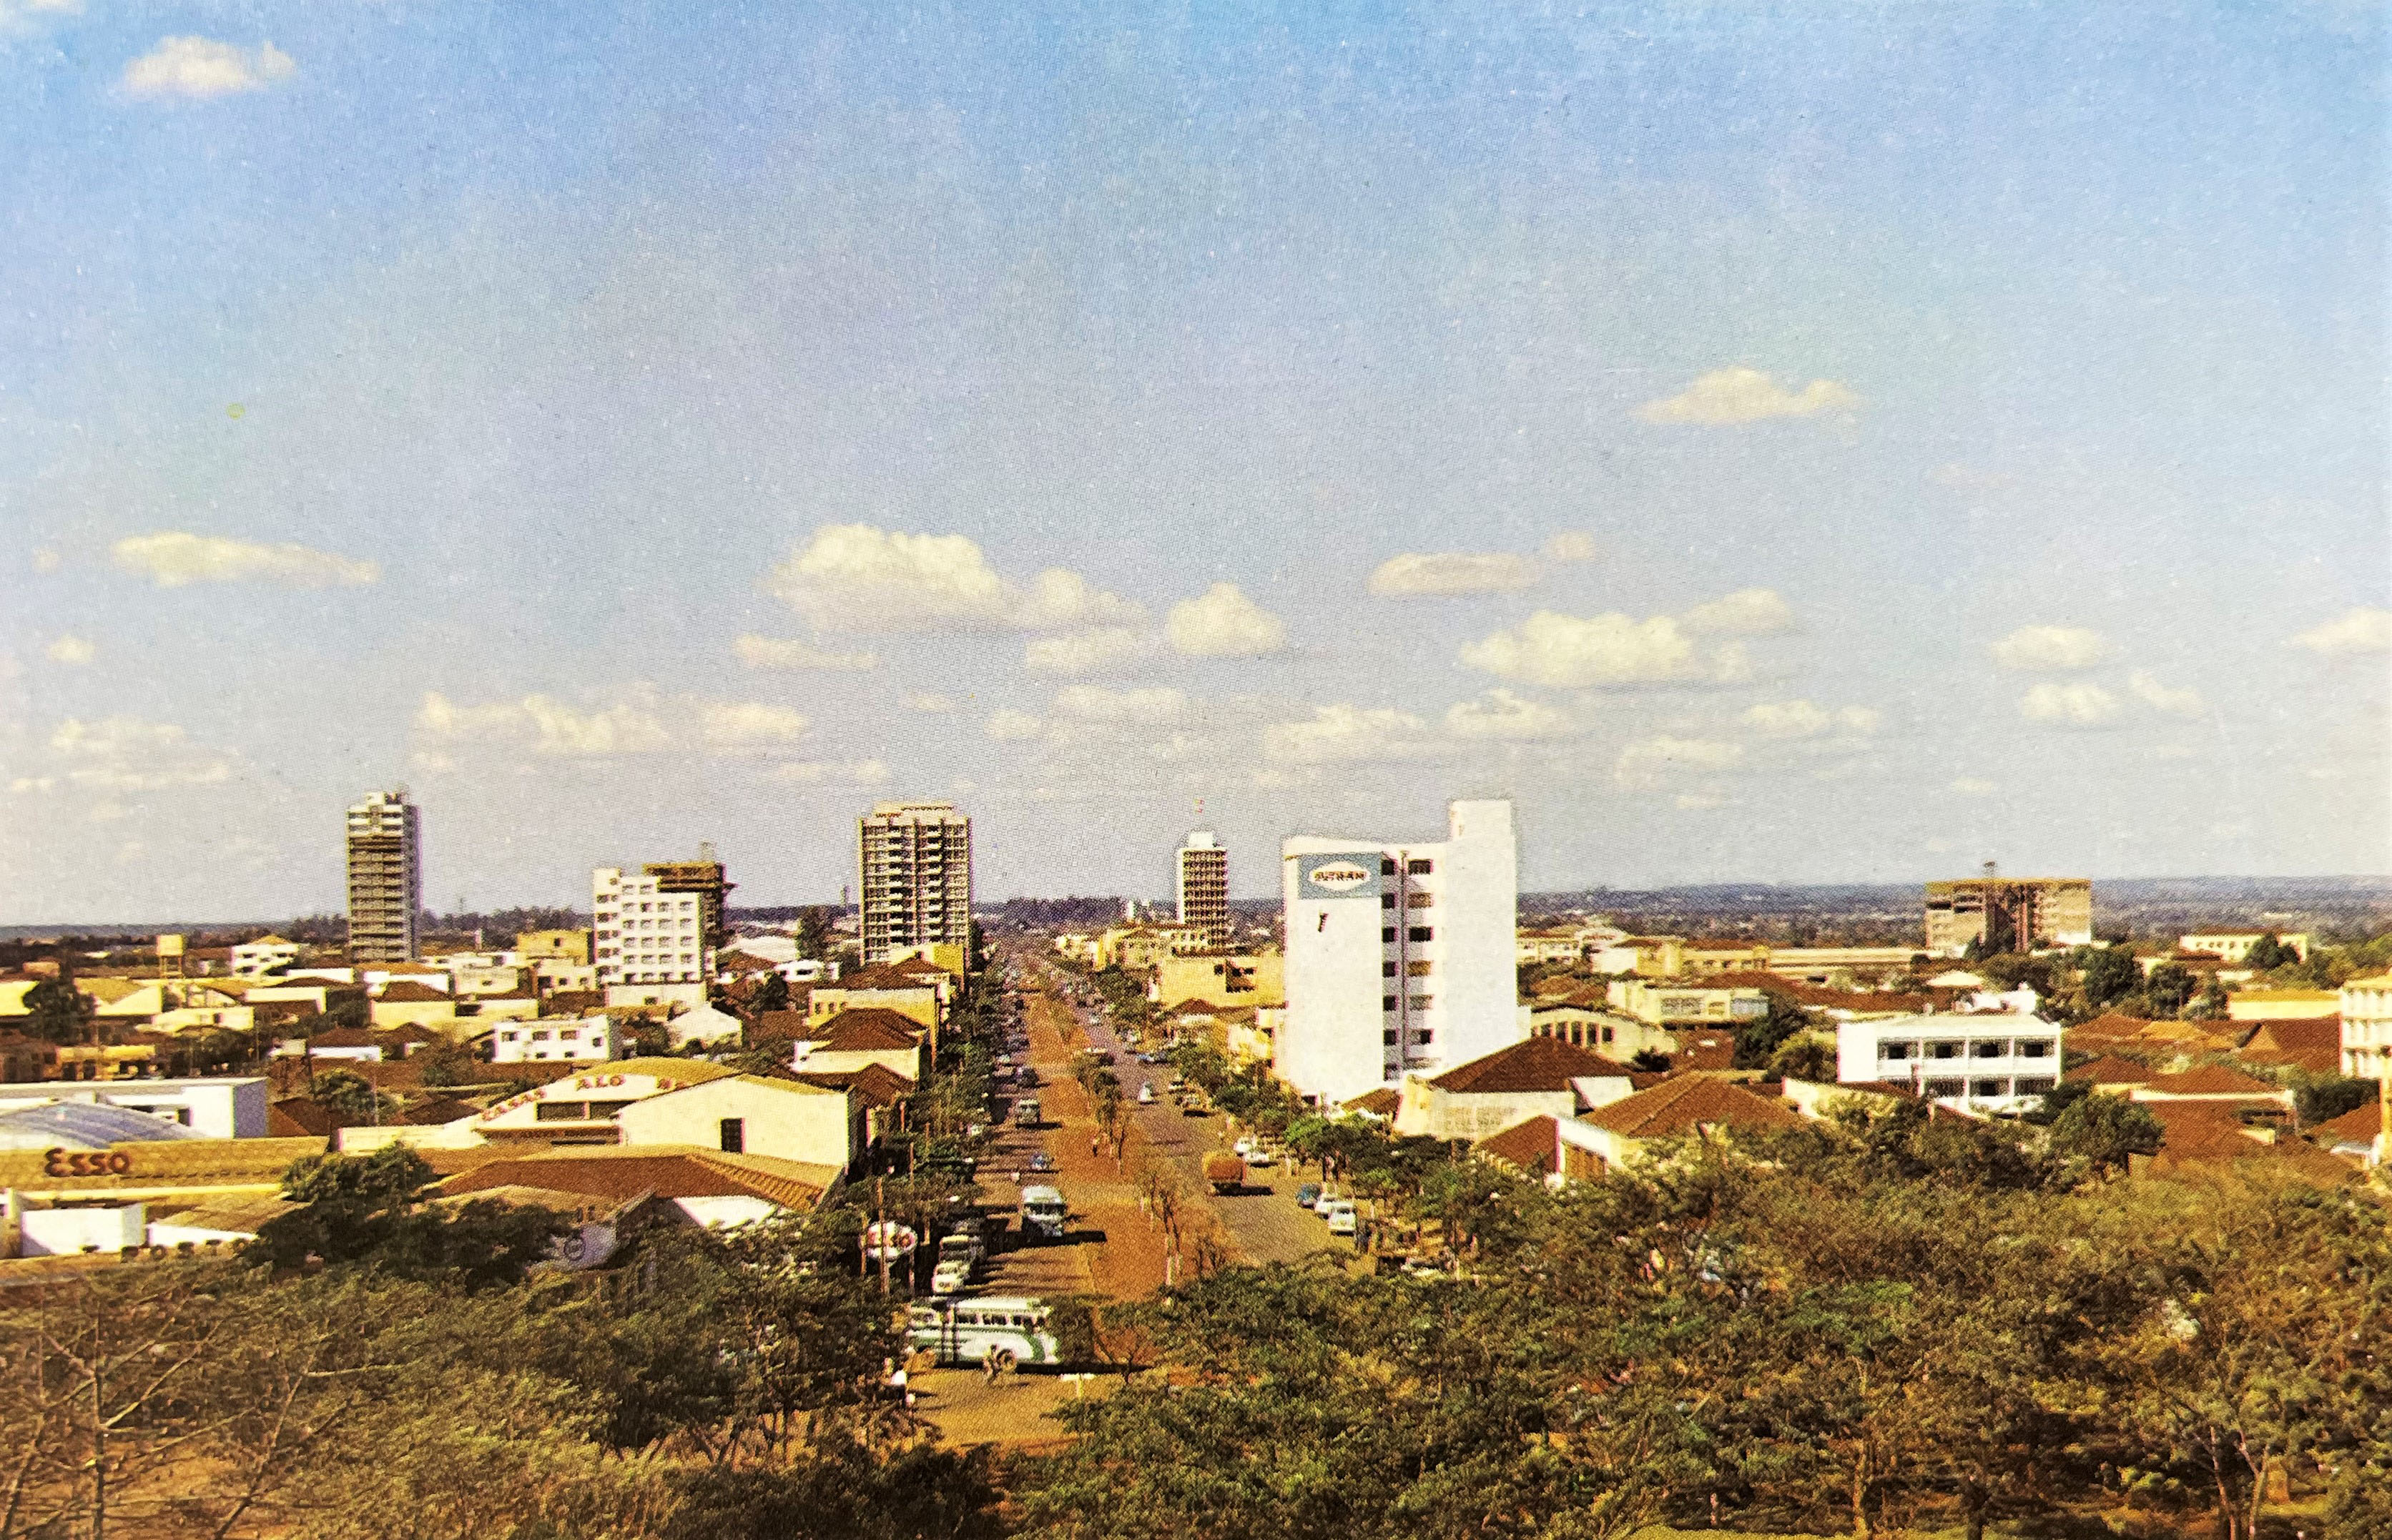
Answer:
[1296,852,1382,901]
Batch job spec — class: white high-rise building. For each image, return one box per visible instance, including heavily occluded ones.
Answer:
[1176,830,1229,934]
[1277,799,1519,1105]
[345,790,420,962]
[858,801,973,968]
[592,868,707,987]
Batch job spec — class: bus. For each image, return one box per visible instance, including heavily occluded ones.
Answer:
[906,1295,1064,1370]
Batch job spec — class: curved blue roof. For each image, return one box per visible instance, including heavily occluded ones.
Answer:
[0,1101,208,1151]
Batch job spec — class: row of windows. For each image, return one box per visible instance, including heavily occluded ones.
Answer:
[1879,1039,2057,1061]
[1920,1076,2057,1098]
[1383,994,1435,1012]
[1377,893,1436,909]
[1378,858,1434,875]
[1382,1028,1435,1045]
[1380,960,1437,977]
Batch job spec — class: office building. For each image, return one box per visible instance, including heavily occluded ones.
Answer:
[1835,1013,2064,1115]
[1924,876,2092,957]
[345,790,421,962]
[1176,830,1229,934]
[592,868,707,987]
[858,801,973,972]
[1277,798,1519,1105]
[644,844,734,952]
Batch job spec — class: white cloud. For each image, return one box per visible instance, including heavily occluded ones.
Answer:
[1990,625,2110,672]
[699,701,811,747]
[985,709,1045,741]
[764,759,890,786]
[907,693,958,714]
[1635,366,1859,425]
[1949,777,1999,796]
[44,636,95,666]
[122,36,296,100]
[1442,688,1576,740]
[111,531,377,588]
[414,689,678,756]
[1,0,82,31]
[1615,736,1743,788]
[732,634,877,671]
[1461,611,1702,688]
[1366,552,1538,596]
[1742,700,1880,739]
[1025,626,1156,676]
[2019,681,2122,729]
[1167,583,1286,657]
[1050,685,1188,726]
[1674,791,1728,811]
[1680,588,1795,636]
[1542,531,1600,564]
[44,716,236,791]
[2127,671,2205,719]
[2290,607,2392,657]
[764,523,1138,634]
[1264,704,1446,764]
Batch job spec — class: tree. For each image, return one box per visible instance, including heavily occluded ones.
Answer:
[1734,992,1812,1069]
[665,1435,1004,1540]
[2078,944,2140,1010]
[2144,963,2199,1018]
[2240,933,2295,972]
[751,969,791,1015]
[2290,1075,2371,1129]
[308,1067,389,1121]
[2047,1092,2163,1175]
[415,1040,476,1088]
[22,977,95,1047]
[1768,1034,1836,1083]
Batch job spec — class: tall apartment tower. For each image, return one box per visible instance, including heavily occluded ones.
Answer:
[859,801,973,971]
[644,843,734,952]
[1924,876,2094,957]
[591,867,707,987]
[1278,799,1519,1105]
[345,790,421,962]
[1176,831,1229,935]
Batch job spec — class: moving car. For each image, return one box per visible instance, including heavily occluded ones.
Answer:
[1014,1097,1042,1128]
[930,1258,974,1295]
[1019,1185,1068,1241]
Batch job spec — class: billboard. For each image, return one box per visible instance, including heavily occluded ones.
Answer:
[1296,852,1382,901]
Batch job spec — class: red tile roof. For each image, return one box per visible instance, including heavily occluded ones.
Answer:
[1477,1114,1567,1175]
[1580,1075,1802,1140]
[2142,1064,2285,1097]
[2066,1054,2156,1085]
[1429,1035,1624,1095]
[809,1008,923,1051]
[2314,1100,2383,1143]
[1342,1087,1401,1117]
[749,1010,812,1039]
[438,1145,838,1210]
[788,1061,916,1106]
[374,980,451,1004]
[2237,1017,2341,1055]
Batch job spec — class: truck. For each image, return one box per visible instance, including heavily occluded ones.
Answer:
[1203,1152,1246,1195]
[1020,1185,1068,1241]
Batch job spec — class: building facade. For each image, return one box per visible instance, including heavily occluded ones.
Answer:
[1276,798,1519,1105]
[345,790,421,962]
[592,868,708,988]
[1176,830,1229,934]
[2341,973,2392,1078]
[1834,1013,2064,1115]
[490,1017,622,1064]
[857,801,973,970]
[644,845,734,952]
[1923,877,2093,957]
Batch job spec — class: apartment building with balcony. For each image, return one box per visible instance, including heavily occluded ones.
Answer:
[858,801,973,972]
[345,790,421,962]
[1835,1012,2064,1115]
[592,868,707,988]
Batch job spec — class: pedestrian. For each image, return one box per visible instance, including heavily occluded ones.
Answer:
[983,1344,1001,1384]
[1090,1136,1100,1159]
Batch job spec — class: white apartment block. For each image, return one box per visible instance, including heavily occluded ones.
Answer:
[1835,1014,2064,1115]
[858,801,973,967]
[230,935,302,978]
[491,1017,622,1065]
[2341,973,2392,1078]
[1277,799,1519,1105]
[592,868,708,987]
[1176,830,1229,933]
[345,790,420,962]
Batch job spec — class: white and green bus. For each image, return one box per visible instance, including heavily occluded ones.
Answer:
[906,1295,1065,1370]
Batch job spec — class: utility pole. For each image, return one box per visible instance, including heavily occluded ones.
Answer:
[875,1176,891,1295]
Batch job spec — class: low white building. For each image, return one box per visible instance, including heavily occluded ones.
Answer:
[491,1017,621,1064]
[0,1077,269,1140]
[2341,972,2392,1078]
[667,1003,745,1051]
[1834,1014,2063,1115]
[230,934,302,978]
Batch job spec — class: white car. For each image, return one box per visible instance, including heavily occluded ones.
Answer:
[1245,1147,1276,1168]
[1326,1201,1359,1236]
[1137,1083,1155,1105]
[1313,1188,1342,1216]
[1232,1136,1254,1157]
[930,1259,975,1295]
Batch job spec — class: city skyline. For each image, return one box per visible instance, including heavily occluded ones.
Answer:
[3,2,2386,922]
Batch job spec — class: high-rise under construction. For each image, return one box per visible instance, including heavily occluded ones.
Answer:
[345,789,420,962]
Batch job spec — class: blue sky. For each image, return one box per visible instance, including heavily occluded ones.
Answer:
[3,0,2386,921]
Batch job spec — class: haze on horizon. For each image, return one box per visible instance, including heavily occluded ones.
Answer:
[2,1,2386,923]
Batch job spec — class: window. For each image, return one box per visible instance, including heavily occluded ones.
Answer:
[1600,1026,1615,1045]
[2018,1039,2054,1058]
[1880,1041,1914,1060]
[1382,928,1397,944]
[1381,894,1397,909]
[1384,996,1399,1012]
[1972,1040,2008,1059]
[1408,858,1432,874]
[1383,1030,1399,1045]
[1413,1029,1433,1044]
[1381,858,1397,875]
[2014,1077,2055,1095]
[1928,1041,1962,1060]
[536,1102,590,1121]
[1408,927,1433,942]
[1406,960,1434,977]
[1407,893,1434,909]
[1970,1078,2005,1098]
[1924,1077,1966,1097]
[719,1118,744,1154]
[1408,994,1433,1011]
[1382,962,1397,977]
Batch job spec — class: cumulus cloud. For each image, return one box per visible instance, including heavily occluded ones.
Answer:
[1367,552,1538,597]
[1542,531,1600,563]
[2019,681,2122,728]
[517,696,674,756]
[43,716,237,791]
[764,759,891,786]
[732,634,877,671]
[1635,366,1859,425]
[2290,607,2392,657]
[699,701,811,747]
[1461,611,1714,688]
[44,636,95,666]
[1680,588,1795,636]
[111,531,378,588]
[985,709,1045,741]
[122,36,295,99]
[1264,704,1447,764]
[1025,626,1155,676]
[764,523,1138,634]
[1741,700,1881,739]
[1168,583,1286,657]
[1050,685,1188,726]
[1615,736,1743,789]
[1442,688,1577,740]
[1990,625,2110,672]
[2127,671,2205,719]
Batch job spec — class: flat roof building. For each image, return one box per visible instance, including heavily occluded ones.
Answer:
[859,801,973,972]
[1176,831,1229,935]
[592,869,707,989]
[345,790,420,962]
[1924,876,2092,957]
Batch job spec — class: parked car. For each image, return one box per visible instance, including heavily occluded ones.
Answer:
[1327,1200,1359,1236]
[1294,1183,1321,1209]
[1313,1188,1342,1216]
[1028,1151,1055,1173]
[1245,1147,1276,1169]
[1232,1136,1254,1157]
[1137,1083,1155,1105]
[930,1259,974,1295]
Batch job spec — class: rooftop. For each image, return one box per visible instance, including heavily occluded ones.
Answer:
[1579,1075,1802,1140]
[1429,1035,1623,1095]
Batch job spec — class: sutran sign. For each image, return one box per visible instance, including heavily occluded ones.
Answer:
[1296,852,1382,901]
